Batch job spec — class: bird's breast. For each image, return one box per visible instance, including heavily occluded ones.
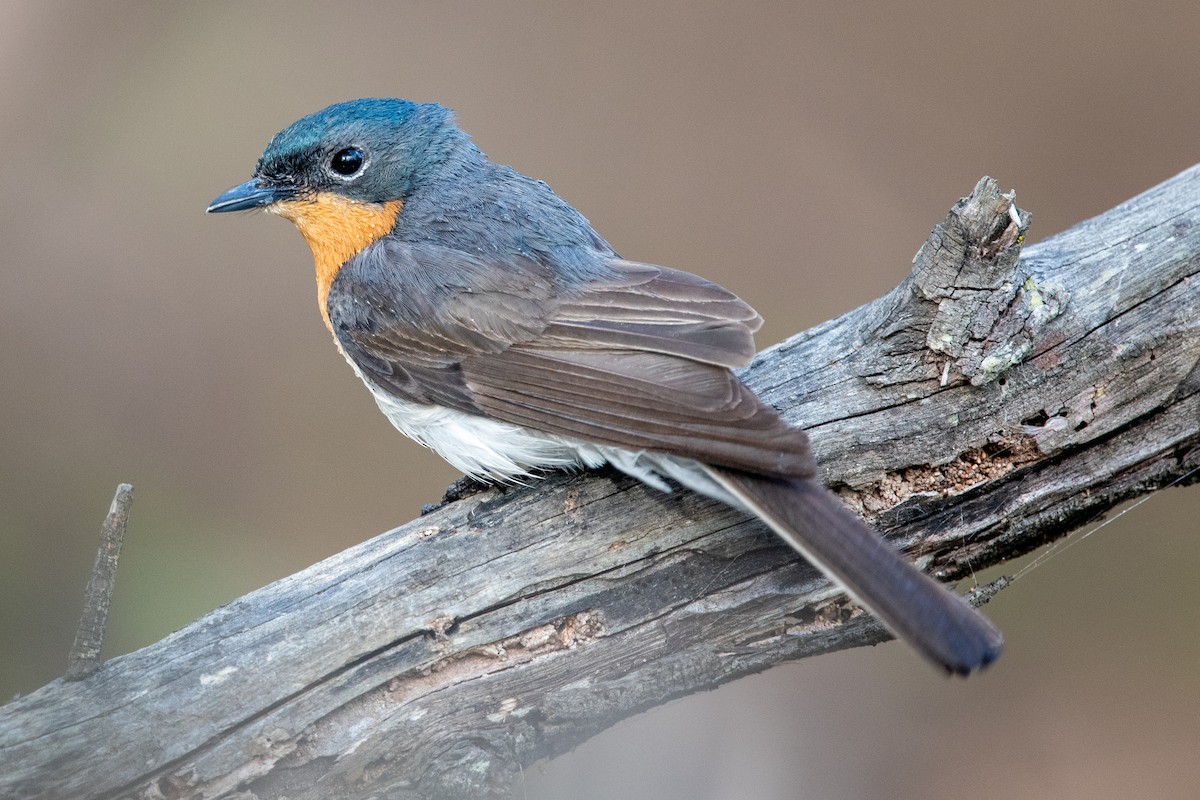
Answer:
[271,194,403,330]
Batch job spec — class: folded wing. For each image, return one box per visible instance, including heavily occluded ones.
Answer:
[329,243,814,477]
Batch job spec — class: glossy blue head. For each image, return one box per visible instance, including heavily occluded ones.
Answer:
[208,99,486,328]
[209,98,471,211]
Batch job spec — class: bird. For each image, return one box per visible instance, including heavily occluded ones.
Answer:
[208,98,1002,674]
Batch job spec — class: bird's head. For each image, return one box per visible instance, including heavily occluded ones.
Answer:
[208,98,465,326]
[209,97,463,211]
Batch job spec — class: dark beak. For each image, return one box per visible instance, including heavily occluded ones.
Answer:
[207,179,294,213]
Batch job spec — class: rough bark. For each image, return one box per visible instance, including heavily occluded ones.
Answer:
[2,171,1198,800]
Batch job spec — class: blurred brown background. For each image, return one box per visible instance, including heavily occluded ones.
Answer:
[2,2,1198,798]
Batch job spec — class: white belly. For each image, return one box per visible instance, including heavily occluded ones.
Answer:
[359,368,739,507]
[369,387,592,481]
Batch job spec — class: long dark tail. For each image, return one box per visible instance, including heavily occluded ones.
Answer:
[704,467,1002,674]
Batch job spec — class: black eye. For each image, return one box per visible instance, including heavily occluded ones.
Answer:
[330,147,365,177]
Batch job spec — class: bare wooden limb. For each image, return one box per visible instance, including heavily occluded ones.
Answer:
[64,483,133,682]
[1,171,1198,800]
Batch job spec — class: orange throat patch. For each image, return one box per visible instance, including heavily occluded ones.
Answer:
[271,194,403,330]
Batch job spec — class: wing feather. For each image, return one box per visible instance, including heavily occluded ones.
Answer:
[545,259,763,367]
[329,243,814,477]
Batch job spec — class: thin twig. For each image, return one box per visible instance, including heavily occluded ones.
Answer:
[64,483,134,681]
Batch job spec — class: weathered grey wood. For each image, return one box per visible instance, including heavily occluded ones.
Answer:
[65,484,133,682]
[2,171,1198,800]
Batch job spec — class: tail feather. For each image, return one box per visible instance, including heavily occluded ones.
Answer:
[705,467,1002,675]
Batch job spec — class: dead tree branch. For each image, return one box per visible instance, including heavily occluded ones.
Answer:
[2,172,1198,800]
[65,483,133,681]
